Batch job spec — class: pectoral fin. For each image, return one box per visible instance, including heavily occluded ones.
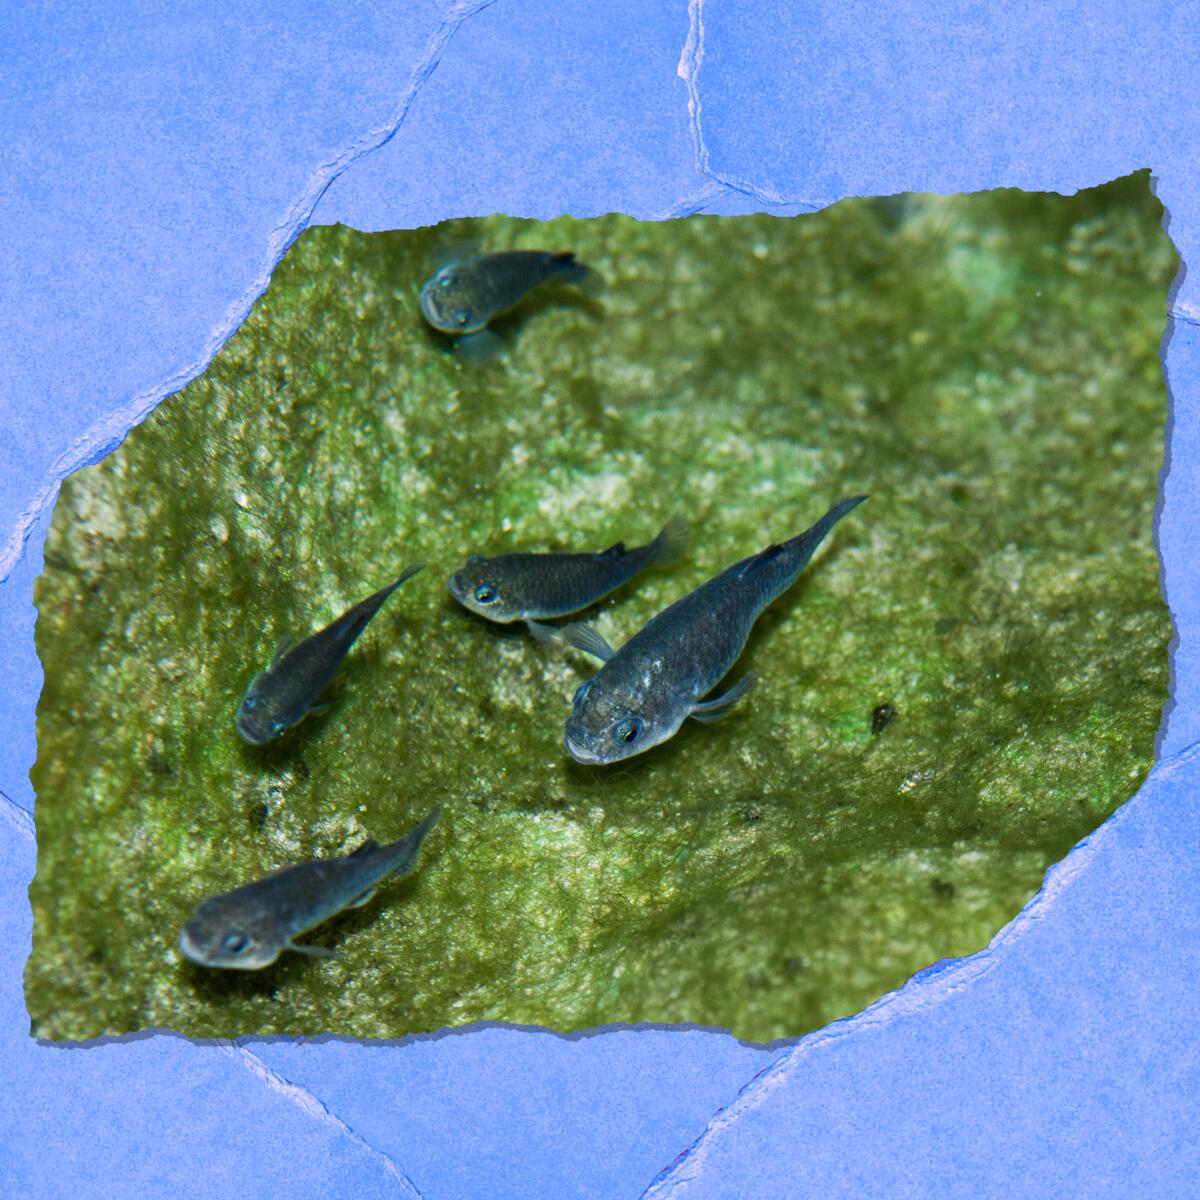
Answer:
[346,887,377,909]
[432,237,481,271]
[270,636,298,666]
[690,674,757,724]
[288,942,336,959]
[526,619,563,644]
[562,622,616,662]
[457,328,506,365]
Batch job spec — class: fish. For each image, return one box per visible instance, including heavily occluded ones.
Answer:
[561,496,868,764]
[235,564,424,744]
[418,249,601,362]
[447,518,687,641]
[177,805,442,969]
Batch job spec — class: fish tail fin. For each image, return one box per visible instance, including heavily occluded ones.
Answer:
[551,251,605,297]
[739,495,868,580]
[383,805,442,879]
[785,495,868,559]
[331,564,425,648]
[650,516,689,568]
[361,564,425,617]
[385,562,426,596]
[415,803,444,838]
[780,494,868,567]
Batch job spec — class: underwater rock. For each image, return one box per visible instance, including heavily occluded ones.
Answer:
[29,175,1172,1041]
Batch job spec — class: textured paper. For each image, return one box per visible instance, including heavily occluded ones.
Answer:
[3,2,1198,1196]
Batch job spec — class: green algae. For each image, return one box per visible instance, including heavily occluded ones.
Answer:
[27,172,1172,1042]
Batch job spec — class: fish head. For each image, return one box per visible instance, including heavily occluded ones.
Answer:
[177,896,282,970]
[419,266,486,335]
[447,556,523,623]
[563,671,679,765]
[234,678,290,745]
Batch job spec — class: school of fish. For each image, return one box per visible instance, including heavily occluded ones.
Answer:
[177,244,869,973]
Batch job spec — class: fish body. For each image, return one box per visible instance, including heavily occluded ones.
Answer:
[178,806,441,969]
[562,496,868,764]
[447,518,686,637]
[419,250,598,359]
[235,564,424,744]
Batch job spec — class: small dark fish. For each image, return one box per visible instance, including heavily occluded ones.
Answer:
[178,806,441,969]
[235,564,424,744]
[562,496,868,764]
[418,249,600,361]
[871,703,896,736]
[447,518,687,641]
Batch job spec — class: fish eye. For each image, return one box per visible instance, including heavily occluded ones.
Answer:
[436,272,453,288]
[613,717,643,745]
[222,932,251,955]
[454,309,470,327]
[573,680,591,706]
[474,584,498,604]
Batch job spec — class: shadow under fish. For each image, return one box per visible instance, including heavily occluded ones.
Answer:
[177,806,442,969]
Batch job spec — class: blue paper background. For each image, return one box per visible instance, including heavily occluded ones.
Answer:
[3,2,1198,1195]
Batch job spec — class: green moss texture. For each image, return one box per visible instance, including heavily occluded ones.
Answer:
[29,173,1173,1042]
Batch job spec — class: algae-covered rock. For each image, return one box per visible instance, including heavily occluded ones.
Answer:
[28,172,1172,1042]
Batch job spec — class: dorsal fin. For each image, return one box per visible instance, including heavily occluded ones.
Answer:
[737,543,785,578]
[270,635,298,667]
[599,540,627,558]
[349,838,380,859]
[548,251,603,294]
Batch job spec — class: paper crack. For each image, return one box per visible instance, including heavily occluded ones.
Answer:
[226,1044,425,1199]
[0,0,499,587]
[640,735,1200,1197]
[0,788,35,842]
[675,0,818,209]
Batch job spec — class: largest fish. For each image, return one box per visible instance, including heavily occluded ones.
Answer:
[562,496,868,764]
[178,806,442,969]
